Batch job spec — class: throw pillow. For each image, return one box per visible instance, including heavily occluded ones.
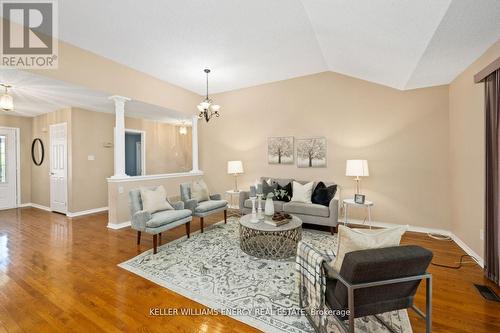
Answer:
[329,225,408,275]
[262,180,278,197]
[311,182,337,206]
[140,186,174,214]
[290,181,314,203]
[274,182,293,202]
[191,179,210,202]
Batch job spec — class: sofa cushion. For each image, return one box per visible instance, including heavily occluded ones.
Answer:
[329,225,408,275]
[244,199,284,212]
[275,182,293,202]
[283,202,330,217]
[194,199,227,213]
[311,182,337,206]
[191,179,210,202]
[262,180,278,197]
[291,181,314,203]
[147,209,192,228]
[140,186,174,213]
[261,177,294,187]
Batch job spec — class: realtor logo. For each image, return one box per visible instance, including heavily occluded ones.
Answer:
[1,0,58,68]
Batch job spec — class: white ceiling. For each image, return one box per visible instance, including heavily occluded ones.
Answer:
[0,69,191,124]
[53,0,500,93]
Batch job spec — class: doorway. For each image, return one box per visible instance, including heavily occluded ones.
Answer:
[125,129,145,176]
[0,127,19,210]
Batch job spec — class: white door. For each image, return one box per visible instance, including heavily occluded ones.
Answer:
[50,123,67,214]
[0,128,17,209]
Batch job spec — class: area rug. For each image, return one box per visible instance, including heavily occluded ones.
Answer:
[119,218,412,333]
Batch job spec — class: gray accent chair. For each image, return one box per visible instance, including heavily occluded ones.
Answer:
[129,187,193,254]
[180,182,228,233]
[239,177,340,234]
[320,245,433,333]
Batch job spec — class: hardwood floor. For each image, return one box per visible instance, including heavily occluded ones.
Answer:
[0,207,499,332]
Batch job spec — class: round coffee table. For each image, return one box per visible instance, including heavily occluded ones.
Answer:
[239,214,302,259]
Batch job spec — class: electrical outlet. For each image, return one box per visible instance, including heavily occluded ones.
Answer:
[480,229,484,241]
[118,186,124,194]
[87,155,95,161]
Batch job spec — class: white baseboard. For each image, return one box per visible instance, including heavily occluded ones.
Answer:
[20,203,52,212]
[107,221,131,229]
[450,234,484,268]
[67,207,108,218]
[342,218,484,267]
[19,203,108,218]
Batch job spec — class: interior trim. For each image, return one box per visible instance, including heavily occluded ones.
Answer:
[107,170,204,183]
[474,56,500,83]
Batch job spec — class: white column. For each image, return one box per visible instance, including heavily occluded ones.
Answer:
[191,115,200,173]
[109,95,131,179]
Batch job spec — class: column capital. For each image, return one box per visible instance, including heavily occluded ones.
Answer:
[108,95,131,104]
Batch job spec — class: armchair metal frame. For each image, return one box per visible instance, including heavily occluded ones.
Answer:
[330,272,432,333]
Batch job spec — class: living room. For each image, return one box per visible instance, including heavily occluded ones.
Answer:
[0,1,500,332]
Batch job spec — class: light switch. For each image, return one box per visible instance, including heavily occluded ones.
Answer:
[88,155,95,161]
[118,186,124,194]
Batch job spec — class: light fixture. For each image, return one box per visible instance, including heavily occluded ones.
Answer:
[179,121,187,135]
[197,69,220,122]
[227,160,244,191]
[0,84,13,112]
[346,160,369,194]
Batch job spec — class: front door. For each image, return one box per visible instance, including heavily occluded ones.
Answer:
[50,123,67,214]
[0,128,17,209]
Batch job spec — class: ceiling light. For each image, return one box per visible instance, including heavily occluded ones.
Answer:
[0,84,13,112]
[197,69,220,122]
[179,122,187,135]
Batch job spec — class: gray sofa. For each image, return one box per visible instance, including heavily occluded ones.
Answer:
[239,177,341,234]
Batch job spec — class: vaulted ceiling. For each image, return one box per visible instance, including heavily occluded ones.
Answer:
[31,1,500,94]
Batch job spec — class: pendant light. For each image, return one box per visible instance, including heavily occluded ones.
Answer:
[0,84,13,112]
[197,69,220,122]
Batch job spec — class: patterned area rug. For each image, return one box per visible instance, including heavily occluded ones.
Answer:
[119,218,412,333]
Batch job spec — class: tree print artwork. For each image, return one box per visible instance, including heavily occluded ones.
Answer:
[296,138,327,168]
[268,137,294,164]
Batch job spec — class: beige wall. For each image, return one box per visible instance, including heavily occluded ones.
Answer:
[31,108,72,208]
[449,39,500,257]
[70,108,114,212]
[1,106,191,214]
[28,38,200,116]
[0,114,32,204]
[125,118,192,174]
[108,175,201,224]
[70,109,193,212]
[199,71,451,229]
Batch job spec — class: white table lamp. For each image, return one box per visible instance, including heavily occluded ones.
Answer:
[227,160,244,192]
[346,159,369,194]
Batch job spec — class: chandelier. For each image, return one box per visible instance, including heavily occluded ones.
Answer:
[0,84,13,112]
[197,69,220,122]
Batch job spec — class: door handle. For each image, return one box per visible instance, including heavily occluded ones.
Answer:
[50,172,55,176]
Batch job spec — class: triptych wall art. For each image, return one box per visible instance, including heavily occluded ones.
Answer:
[267,136,326,168]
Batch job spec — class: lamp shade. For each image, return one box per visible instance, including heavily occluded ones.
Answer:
[227,160,244,174]
[346,160,369,177]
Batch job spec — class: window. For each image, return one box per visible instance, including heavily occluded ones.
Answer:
[0,135,6,183]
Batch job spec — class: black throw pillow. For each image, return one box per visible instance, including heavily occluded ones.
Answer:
[274,182,293,202]
[311,182,337,206]
[262,180,278,197]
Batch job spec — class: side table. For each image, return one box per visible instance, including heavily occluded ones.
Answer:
[343,198,374,229]
[225,190,242,217]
